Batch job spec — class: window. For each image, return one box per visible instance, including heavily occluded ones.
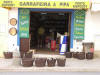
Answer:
[0,24,6,33]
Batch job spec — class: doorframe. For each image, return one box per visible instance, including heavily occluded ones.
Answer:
[18,8,74,50]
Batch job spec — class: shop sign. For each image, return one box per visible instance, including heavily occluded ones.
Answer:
[0,0,89,9]
[74,10,85,40]
[19,8,30,38]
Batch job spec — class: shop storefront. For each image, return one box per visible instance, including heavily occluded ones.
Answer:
[0,0,89,57]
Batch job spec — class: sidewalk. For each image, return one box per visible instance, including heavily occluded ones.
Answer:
[0,54,100,72]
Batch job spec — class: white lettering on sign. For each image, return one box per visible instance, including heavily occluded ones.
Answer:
[75,36,84,39]
[20,21,28,26]
[21,33,27,37]
[75,28,84,31]
[76,20,84,23]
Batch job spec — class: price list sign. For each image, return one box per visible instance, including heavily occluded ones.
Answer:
[74,10,85,40]
[19,8,30,38]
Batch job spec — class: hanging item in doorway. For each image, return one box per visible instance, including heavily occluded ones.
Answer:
[60,35,67,55]
[51,40,56,51]
[38,27,45,35]
[10,18,17,26]
[9,27,17,36]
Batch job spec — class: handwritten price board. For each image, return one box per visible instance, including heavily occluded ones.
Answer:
[19,8,30,38]
[74,10,85,40]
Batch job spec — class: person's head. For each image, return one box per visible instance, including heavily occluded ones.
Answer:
[64,32,67,36]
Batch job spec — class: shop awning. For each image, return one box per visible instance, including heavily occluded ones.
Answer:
[0,0,89,9]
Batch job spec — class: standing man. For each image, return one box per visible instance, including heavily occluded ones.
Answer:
[64,32,68,52]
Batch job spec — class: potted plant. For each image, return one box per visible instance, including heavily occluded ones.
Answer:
[77,52,85,60]
[73,52,79,58]
[86,52,94,59]
[65,52,72,58]
[57,57,66,67]
[21,58,34,67]
[3,50,13,59]
[35,57,47,67]
[24,50,33,58]
[47,58,56,67]
[20,50,33,58]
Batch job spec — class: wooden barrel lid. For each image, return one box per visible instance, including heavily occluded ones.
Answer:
[9,27,17,36]
[10,18,17,26]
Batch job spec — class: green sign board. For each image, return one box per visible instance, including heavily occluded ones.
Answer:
[19,8,30,38]
[74,10,85,40]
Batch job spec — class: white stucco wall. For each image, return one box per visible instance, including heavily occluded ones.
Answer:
[0,7,8,57]
[83,10,95,42]
[8,8,20,57]
[91,11,100,51]
[83,9,100,51]
[8,8,18,51]
[0,8,20,57]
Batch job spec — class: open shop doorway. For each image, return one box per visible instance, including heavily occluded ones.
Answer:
[30,11,71,54]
